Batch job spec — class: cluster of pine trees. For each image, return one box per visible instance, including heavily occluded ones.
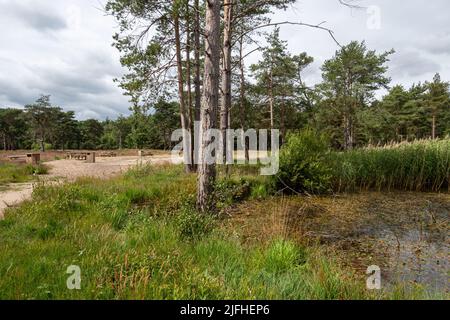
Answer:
[104,0,449,156]
[0,96,180,151]
[102,0,449,210]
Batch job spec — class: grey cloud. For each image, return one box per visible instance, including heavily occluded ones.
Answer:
[0,73,39,106]
[389,51,441,78]
[418,33,450,56]
[4,2,67,32]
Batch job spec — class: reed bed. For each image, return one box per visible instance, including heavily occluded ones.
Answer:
[331,139,450,192]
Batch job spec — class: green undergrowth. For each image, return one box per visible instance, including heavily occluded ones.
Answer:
[0,164,438,300]
[0,162,48,186]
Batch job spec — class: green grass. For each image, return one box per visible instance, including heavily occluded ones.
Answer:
[0,162,48,187]
[331,139,450,192]
[0,164,378,300]
[0,164,441,300]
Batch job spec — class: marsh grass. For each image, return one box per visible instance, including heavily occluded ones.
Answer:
[0,163,443,300]
[331,139,450,192]
[276,133,450,194]
[0,164,374,300]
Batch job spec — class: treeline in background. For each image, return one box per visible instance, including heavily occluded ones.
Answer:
[0,96,179,151]
[1,38,449,152]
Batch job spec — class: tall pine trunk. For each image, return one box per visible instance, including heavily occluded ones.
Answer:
[220,0,233,170]
[269,68,275,130]
[185,4,196,170]
[197,0,221,212]
[432,114,436,139]
[238,37,249,163]
[194,0,202,123]
[343,113,354,150]
[174,5,194,173]
[280,98,286,145]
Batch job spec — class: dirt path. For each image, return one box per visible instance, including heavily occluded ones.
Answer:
[0,154,176,219]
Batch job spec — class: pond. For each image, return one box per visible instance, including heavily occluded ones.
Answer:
[227,192,449,294]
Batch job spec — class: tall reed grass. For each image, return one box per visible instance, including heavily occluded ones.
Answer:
[331,139,450,192]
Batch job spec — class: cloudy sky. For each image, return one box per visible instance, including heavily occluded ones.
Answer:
[0,0,448,120]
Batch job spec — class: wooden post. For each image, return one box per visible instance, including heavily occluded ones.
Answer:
[86,152,96,163]
[26,153,41,165]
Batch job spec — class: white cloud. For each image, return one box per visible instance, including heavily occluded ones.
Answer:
[0,0,449,119]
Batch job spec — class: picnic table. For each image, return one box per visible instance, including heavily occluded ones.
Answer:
[66,152,96,163]
[98,152,117,158]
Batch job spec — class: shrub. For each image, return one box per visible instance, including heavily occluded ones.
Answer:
[275,133,450,193]
[26,164,48,175]
[215,178,252,210]
[250,182,270,200]
[274,129,332,194]
[175,206,216,240]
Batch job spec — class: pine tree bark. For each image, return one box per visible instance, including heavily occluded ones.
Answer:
[432,114,436,139]
[174,6,194,173]
[280,97,286,145]
[220,0,233,170]
[343,113,354,150]
[197,0,221,212]
[269,68,275,130]
[194,0,202,123]
[238,37,249,163]
[185,3,197,170]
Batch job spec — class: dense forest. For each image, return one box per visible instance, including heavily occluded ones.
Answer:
[1,41,449,152]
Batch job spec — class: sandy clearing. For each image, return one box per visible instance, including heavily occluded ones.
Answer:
[0,151,266,218]
[0,154,177,219]
[0,183,34,219]
[45,154,178,181]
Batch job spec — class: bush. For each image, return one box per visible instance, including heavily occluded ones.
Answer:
[275,132,449,194]
[26,164,48,175]
[250,182,270,200]
[274,129,332,194]
[214,179,252,210]
[175,206,216,240]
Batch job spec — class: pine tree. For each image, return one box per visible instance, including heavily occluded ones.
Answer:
[425,73,450,139]
[319,41,394,149]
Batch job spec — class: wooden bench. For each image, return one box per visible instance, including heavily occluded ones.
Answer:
[26,153,41,165]
[98,152,117,158]
[138,150,154,157]
[8,155,27,164]
[66,152,96,163]
[7,153,40,165]
[66,152,87,160]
